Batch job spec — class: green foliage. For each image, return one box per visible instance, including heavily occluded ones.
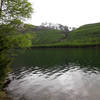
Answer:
[10,33,34,48]
[0,31,11,89]
[0,24,34,90]
[65,23,100,45]
[33,29,64,44]
[0,0,33,90]
[0,0,33,24]
[32,23,100,47]
[14,24,65,45]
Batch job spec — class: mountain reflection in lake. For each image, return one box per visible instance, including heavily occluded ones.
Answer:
[7,48,100,100]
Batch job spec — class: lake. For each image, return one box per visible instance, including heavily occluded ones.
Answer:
[6,48,100,100]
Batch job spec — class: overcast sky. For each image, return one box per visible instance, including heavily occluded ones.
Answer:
[28,0,100,27]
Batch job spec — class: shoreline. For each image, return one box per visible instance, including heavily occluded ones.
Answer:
[31,44,100,49]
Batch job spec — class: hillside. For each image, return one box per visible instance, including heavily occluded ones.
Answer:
[22,24,66,45]
[17,23,100,47]
[49,23,100,47]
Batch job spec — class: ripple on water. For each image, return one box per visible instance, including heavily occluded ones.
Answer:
[6,64,100,100]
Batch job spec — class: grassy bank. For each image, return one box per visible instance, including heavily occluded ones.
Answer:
[0,91,7,100]
[30,23,100,47]
[0,62,11,100]
[13,23,100,47]
[31,44,100,48]
[32,29,65,44]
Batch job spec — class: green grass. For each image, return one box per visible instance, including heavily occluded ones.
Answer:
[18,23,100,47]
[0,91,7,100]
[40,22,100,47]
[61,23,100,46]
[32,29,64,44]
[17,24,65,45]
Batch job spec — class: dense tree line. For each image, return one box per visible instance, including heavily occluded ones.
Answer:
[34,22,76,37]
[40,22,75,31]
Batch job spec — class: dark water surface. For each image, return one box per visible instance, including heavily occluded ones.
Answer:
[7,48,100,100]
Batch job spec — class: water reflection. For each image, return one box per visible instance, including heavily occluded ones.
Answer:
[7,48,100,100]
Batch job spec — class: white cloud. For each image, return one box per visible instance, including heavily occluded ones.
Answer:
[28,0,100,27]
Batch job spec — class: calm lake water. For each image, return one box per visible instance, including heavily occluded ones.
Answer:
[7,48,100,100]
